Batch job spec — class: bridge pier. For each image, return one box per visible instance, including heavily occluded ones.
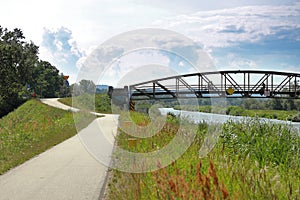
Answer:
[108,86,131,111]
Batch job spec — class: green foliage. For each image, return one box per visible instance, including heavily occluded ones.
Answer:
[226,106,246,116]
[199,105,212,113]
[95,94,112,114]
[0,100,92,174]
[221,119,300,168]
[58,94,112,114]
[0,26,66,117]
[244,98,300,111]
[31,61,65,98]
[107,112,300,199]
[178,104,299,122]
[0,27,38,116]
[72,79,96,96]
[291,113,300,122]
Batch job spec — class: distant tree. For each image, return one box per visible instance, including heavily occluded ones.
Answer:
[79,79,96,94]
[71,79,96,96]
[241,99,263,110]
[31,61,64,98]
[294,100,300,111]
[265,99,283,110]
[70,83,81,96]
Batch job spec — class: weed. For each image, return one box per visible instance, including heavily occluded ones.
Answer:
[107,111,300,199]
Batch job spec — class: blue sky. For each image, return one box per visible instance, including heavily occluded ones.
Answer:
[1,0,299,84]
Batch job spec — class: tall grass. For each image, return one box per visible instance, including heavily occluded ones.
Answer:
[107,112,300,199]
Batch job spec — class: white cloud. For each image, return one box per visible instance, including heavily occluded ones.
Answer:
[99,50,172,86]
[76,28,215,86]
[39,27,85,82]
[229,57,258,70]
[153,3,300,48]
[2,0,298,83]
[178,61,185,67]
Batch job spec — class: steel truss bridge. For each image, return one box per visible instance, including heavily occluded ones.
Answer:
[109,70,300,106]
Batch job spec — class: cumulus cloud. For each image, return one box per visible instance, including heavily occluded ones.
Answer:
[151,3,300,74]
[77,28,215,85]
[39,3,300,84]
[41,27,84,71]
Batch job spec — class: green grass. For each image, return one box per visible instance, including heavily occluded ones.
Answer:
[224,106,298,121]
[0,99,93,175]
[57,96,73,107]
[107,112,300,199]
[242,108,298,120]
[58,94,112,114]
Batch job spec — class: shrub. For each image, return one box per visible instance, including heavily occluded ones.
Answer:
[226,106,245,116]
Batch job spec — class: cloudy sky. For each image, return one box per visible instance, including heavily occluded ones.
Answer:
[1,0,299,84]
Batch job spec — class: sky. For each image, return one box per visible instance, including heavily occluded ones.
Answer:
[1,0,299,84]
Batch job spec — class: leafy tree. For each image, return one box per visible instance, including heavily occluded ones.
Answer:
[31,61,64,98]
[0,26,38,116]
[0,26,66,117]
[79,79,96,94]
[72,80,96,96]
[294,100,300,111]
[241,99,264,110]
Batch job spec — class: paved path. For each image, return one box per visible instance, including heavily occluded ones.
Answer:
[40,98,79,112]
[0,99,118,200]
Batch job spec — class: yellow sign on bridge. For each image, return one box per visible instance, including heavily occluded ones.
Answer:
[226,87,235,95]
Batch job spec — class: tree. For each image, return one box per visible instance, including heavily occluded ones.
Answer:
[241,99,263,110]
[0,26,66,117]
[265,99,283,110]
[71,80,96,97]
[79,79,96,94]
[31,61,64,98]
[0,26,39,116]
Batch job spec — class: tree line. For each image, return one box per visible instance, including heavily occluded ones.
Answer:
[0,26,66,117]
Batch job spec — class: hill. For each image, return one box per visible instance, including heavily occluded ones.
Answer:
[0,99,92,175]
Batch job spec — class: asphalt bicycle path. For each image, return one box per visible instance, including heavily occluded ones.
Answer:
[0,98,118,200]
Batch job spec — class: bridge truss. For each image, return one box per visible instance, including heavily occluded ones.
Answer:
[122,70,300,100]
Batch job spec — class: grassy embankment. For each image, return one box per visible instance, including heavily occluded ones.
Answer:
[0,99,93,175]
[107,111,300,199]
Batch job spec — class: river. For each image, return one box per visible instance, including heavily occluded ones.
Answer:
[159,108,300,135]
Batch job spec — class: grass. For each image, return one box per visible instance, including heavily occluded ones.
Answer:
[107,111,300,199]
[0,99,93,175]
[58,94,112,114]
[225,106,299,121]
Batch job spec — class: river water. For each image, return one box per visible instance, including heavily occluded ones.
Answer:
[159,108,300,135]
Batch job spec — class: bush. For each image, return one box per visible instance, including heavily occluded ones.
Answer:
[290,113,300,122]
[226,106,245,116]
[199,106,212,113]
